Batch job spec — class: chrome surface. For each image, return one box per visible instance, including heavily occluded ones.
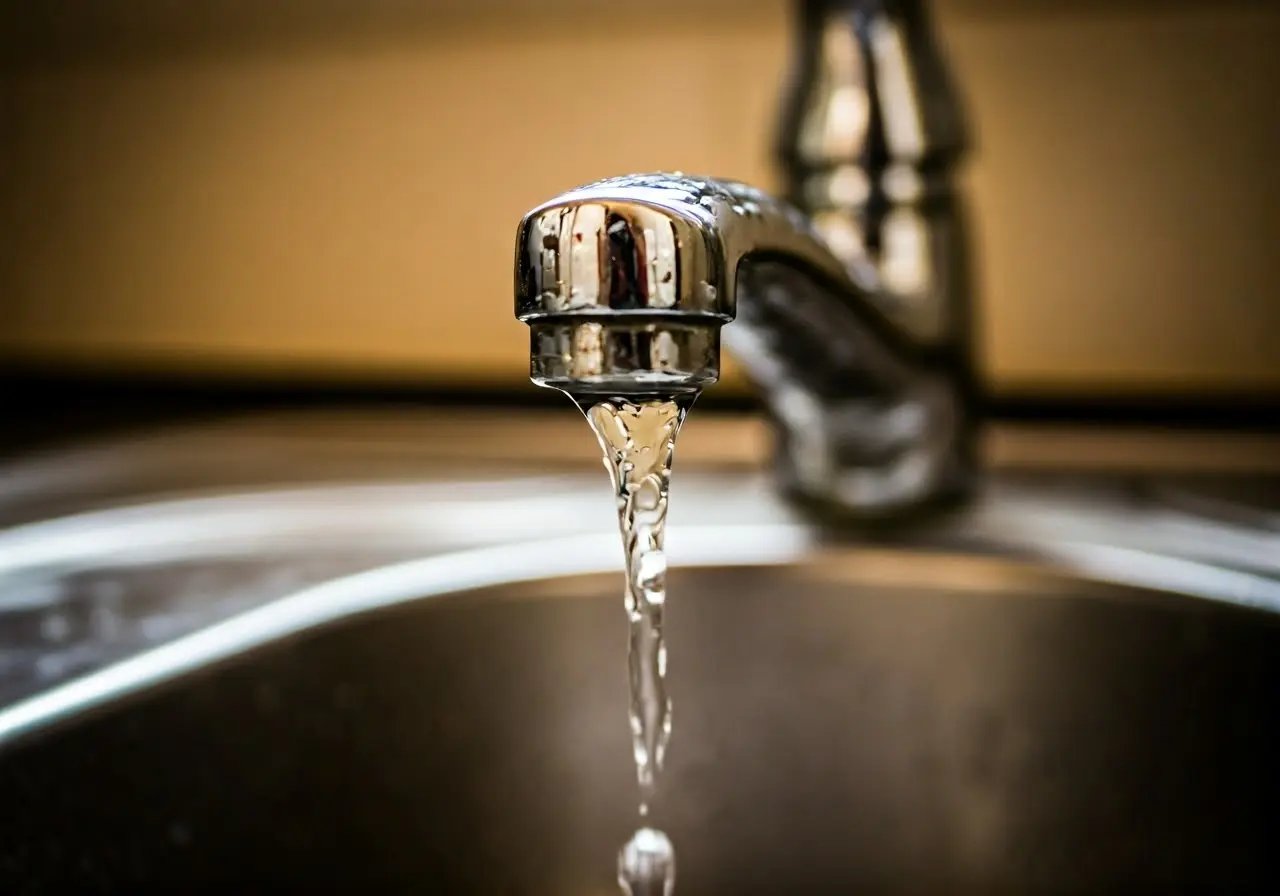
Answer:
[513,0,976,517]
[515,173,969,516]
[1145,475,1280,533]
[515,173,853,395]
[777,0,971,348]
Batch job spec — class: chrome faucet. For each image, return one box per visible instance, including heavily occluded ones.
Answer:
[776,0,972,354]
[514,0,974,521]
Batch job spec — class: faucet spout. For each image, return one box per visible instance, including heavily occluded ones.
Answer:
[514,173,971,518]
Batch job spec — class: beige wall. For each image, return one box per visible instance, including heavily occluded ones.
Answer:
[1,1,1277,394]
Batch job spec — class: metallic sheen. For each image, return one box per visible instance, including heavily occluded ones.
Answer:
[514,172,967,516]
[776,0,971,348]
[515,174,856,395]
[512,0,977,518]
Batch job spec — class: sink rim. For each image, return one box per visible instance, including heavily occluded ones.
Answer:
[2,515,1278,752]
[2,466,1279,752]
[2,471,1278,579]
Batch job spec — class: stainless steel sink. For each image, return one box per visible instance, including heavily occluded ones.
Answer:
[1,412,1279,892]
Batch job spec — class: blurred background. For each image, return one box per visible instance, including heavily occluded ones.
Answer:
[4,5,1280,889]
[1,0,1277,450]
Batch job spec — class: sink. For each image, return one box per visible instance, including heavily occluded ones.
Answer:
[3,548,1280,892]
[2,412,1279,892]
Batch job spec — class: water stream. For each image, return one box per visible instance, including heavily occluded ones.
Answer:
[571,393,696,896]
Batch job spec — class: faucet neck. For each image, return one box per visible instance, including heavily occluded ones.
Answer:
[777,0,972,353]
[785,0,968,170]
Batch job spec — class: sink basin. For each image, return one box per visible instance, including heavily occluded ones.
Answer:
[2,412,1279,892]
[4,542,1280,892]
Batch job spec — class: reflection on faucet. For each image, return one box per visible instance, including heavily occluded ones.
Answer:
[777,0,972,349]
[514,0,977,522]
[514,173,972,520]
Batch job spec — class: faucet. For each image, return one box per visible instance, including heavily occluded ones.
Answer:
[514,0,975,522]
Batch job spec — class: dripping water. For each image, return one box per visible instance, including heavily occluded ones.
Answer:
[569,391,696,896]
[618,826,677,896]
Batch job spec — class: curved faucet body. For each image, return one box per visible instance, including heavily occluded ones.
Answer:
[774,0,981,516]
[515,175,850,393]
[514,173,972,518]
[514,1,974,520]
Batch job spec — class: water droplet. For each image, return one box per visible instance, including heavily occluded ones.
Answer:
[36,653,66,680]
[618,827,676,896]
[40,612,71,644]
[91,606,122,639]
